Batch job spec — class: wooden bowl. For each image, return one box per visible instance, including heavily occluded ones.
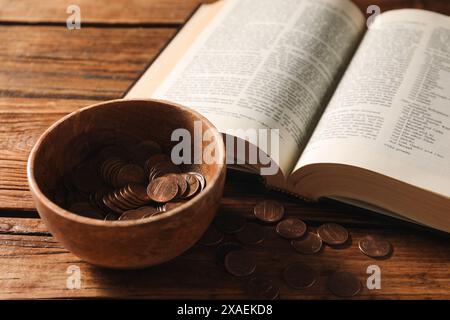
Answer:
[27,99,226,269]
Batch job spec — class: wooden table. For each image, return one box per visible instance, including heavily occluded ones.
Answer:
[0,0,449,299]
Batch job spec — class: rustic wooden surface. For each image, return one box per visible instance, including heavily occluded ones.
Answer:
[0,0,449,299]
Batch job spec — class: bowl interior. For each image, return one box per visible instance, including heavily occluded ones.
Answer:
[31,99,223,219]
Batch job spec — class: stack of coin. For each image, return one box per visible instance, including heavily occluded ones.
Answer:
[57,139,206,222]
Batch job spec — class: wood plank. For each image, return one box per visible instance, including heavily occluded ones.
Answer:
[0,216,448,299]
[0,1,448,25]
[0,26,175,209]
[0,0,202,25]
[0,26,175,101]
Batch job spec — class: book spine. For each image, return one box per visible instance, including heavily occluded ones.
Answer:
[259,176,316,203]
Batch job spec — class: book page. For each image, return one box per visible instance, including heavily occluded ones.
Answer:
[127,0,365,175]
[296,10,450,197]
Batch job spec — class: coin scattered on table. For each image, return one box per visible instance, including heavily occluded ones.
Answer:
[58,139,206,221]
[246,277,279,300]
[283,264,317,289]
[254,200,284,223]
[317,223,349,246]
[224,250,256,277]
[358,236,392,258]
[327,271,361,297]
[199,225,224,246]
[215,242,243,264]
[276,218,307,239]
[291,231,323,255]
[215,213,246,234]
[236,223,265,245]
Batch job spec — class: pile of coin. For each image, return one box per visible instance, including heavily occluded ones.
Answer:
[199,199,393,299]
[54,139,206,221]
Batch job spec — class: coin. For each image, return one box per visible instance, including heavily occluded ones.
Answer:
[236,223,265,245]
[358,236,392,258]
[246,277,279,300]
[214,213,246,234]
[116,163,146,187]
[291,232,323,255]
[104,212,119,221]
[224,250,256,277]
[102,194,124,214]
[61,139,206,221]
[215,242,243,264]
[182,174,200,198]
[147,176,179,203]
[283,264,317,289]
[137,206,160,218]
[327,271,361,298]
[188,171,206,191]
[198,225,224,246]
[125,183,150,203]
[144,153,170,175]
[317,223,349,246]
[276,218,307,239]
[253,200,284,223]
[163,201,186,212]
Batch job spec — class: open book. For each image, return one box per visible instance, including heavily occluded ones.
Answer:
[126,0,450,233]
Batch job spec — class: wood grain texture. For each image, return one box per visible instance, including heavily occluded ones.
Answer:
[0,211,448,299]
[1,0,449,25]
[0,0,203,25]
[0,26,175,209]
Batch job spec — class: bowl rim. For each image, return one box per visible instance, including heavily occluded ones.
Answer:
[27,98,226,227]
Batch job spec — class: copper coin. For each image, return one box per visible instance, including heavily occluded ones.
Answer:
[358,237,392,258]
[118,188,144,207]
[183,174,200,198]
[119,209,147,221]
[187,171,206,191]
[253,200,284,223]
[68,202,104,220]
[317,223,349,246]
[165,173,188,197]
[247,277,279,300]
[214,213,246,234]
[236,223,265,245]
[164,201,186,212]
[116,164,146,187]
[102,194,124,214]
[327,271,361,298]
[149,162,180,182]
[147,176,179,203]
[137,206,160,218]
[276,218,307,239]
[224,250,256,277]
[127,183,151,202]
[198,225,224,246]
[283,264,317,289]
[104,212,119,221]
[215,242,243,264]
[291,232,323,255]
[145,153,170,169]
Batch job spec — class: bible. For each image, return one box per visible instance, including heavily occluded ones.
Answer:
[125,0,450,232]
